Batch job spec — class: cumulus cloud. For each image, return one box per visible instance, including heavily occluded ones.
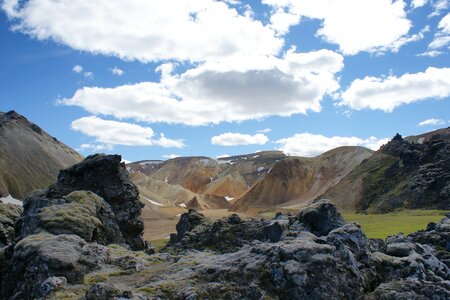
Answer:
[340,67,450,112]
[2,0,282,62]
[276,132,389,157]
[262,0,411,55]
[71,116,184,147]
[417,118,446,126]
[211,132,269,146]
[257,128,272,133]
[109,67,124,76]
[62,49,343,125]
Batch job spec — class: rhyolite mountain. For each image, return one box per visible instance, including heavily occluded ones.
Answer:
[322,128,450,213]
[127,151,288,210]
[230,146,373,213]
[0,156,448,299]
[0,111,83,199]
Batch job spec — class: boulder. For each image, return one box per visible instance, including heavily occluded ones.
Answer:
[16,190,125,246]
[47,154,145,250]
[296,199,345,236]
[1,233,109,299]
[85,282,124,300]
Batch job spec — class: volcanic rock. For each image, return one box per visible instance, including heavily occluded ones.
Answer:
[47,154,145,250]
[0,203,22,248]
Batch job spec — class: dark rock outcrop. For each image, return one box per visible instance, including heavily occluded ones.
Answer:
[47,154,145,250]
[159,202,449,299]
[296,199,345,236]
[2,233,109,299]
[167,210,286,253]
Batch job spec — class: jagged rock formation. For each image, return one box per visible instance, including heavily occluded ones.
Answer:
[47,154,145,250]
[231,146,373,212]
[0,154,148,299]
[323,130,450,212]
[0,110,83,199]
[1,187,449,299]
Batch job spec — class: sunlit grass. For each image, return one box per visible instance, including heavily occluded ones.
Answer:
[150,238,170,251]
[343,210,448,240]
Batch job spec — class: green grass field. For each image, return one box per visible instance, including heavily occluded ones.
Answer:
[343,210,448,240]
[150,238,170,251]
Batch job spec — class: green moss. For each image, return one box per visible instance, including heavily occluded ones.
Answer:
[37,191,103,240]
[343,210,448,239]
[83,273,109,285]
[150,238,169,252]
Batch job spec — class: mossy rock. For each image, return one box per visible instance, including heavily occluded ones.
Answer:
[38,191,103,241]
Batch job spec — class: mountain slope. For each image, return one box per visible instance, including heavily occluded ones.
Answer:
[230,146,373,212]
[322,129,450,213]
[0,111,83,199]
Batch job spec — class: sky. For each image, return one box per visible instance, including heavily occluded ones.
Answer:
[0,0,449,162]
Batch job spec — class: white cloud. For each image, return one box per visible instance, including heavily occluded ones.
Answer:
[429,0,449,17]
[211,132,269,146]
[163,154,181,159]
[110,67,124,76]
[2,0,282,62]
[269,9,301,35]
[152,134,185,148]
[416,50,444,57]
[62,49,343,125]
[340,67,450,112]
[418,118,446,126]
[257,128,272,133]
[262,0,411,55]
[72,65,83,73]
[429,13,450,50]
[71,116,185,147]
[411,0,429,8]
[78,143,114,152]
[276,132,389,157]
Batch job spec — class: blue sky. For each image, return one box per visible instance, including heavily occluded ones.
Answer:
[0,0,449,162]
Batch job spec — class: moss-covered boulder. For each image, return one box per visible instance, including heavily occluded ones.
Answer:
[16,190,125,246]
[47,154,145,250]
[0,203,22,248]
[1,233,109,299]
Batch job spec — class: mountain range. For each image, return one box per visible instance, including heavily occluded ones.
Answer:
[1,110,449,216]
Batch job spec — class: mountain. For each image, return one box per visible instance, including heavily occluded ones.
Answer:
[127,151,287,209]
[322,128,450,213]
[0,111,83,199]
[230,146,373,212]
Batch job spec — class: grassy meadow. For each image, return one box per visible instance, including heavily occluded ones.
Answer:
[343,210,448,240]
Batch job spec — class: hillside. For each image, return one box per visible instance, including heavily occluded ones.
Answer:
[230,146,373,212]
[322,129,450,213]
[0,111,83,199]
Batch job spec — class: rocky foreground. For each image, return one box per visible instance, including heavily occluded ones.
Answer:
[0,155,449,299]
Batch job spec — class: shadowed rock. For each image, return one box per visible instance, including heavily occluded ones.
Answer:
[297,199,345,236]
[47,154,145,250]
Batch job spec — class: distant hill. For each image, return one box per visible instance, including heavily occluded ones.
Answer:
[230,146,373,212]
[322,128,450,213]
[0,111,83,199]
[127,151,287,209]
